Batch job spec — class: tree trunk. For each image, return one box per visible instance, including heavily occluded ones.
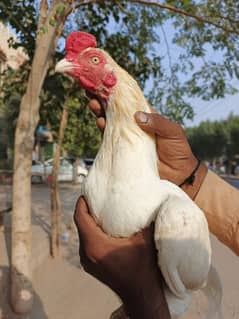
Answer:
[73,158,79,184]
[11,0,68,313]
[50,103,69,257]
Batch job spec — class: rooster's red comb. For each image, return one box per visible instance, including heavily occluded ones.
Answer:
[65,31,97,57]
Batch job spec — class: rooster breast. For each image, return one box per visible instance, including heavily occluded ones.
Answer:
[83,128,170,236]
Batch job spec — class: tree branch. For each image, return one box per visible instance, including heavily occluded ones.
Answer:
[160,25,174,85]
[74,0,103,7]
[207,13,239,25]
[129,0,239,36]
[116,0,129,15]
[64,0,103,18]
[37,0,49,31]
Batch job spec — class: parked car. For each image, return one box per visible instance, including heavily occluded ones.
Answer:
[31,160,51,183]
[83,158,94,170]
[31,157,88,183]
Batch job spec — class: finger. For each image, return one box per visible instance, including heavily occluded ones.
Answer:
[134,111,184,138]
[74,197,108,242]
[88,99,105,118]
[132,223,154,244]
[96,117,106,132]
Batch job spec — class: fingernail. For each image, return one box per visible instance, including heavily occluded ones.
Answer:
[135,111,148,123]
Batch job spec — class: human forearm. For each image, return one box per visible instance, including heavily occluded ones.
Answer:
[182,166,239,256]
[180,162,208,200]
[123,272,171,319]
[195,171,239,256]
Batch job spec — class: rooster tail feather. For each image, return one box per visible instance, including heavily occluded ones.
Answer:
[202,265,223,319]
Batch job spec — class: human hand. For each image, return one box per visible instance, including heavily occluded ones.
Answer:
[88,98,207,199]
[134,111,208,199]
[74,197,171,319]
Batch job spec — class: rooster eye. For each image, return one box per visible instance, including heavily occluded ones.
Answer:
[91,57,100,64]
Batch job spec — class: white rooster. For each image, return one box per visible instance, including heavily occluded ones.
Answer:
[55,31,222,318]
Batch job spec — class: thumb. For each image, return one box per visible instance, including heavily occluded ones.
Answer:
[74,197,108,242]
[74,197,90,241]
[134,111,183,138]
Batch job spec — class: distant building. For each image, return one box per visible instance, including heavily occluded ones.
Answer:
[0,23,27,73]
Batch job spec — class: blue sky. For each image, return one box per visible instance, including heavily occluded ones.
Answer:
[185,92,239,127]
[151,21,239,127]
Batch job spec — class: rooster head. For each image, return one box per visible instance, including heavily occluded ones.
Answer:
[55,31,117,100]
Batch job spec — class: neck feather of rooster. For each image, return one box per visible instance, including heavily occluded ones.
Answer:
[104,53,151,143]
[93,52,158,178]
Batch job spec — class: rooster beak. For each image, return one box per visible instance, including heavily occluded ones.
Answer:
[55,58,74,74]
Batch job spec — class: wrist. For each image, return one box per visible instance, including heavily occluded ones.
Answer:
[122,273,171,319]
[180,163,208,199]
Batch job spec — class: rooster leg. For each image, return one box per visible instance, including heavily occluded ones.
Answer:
[110,305,129,319]
[154,194,211,317]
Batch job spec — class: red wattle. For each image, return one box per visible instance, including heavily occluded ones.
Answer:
[103,72,117,88]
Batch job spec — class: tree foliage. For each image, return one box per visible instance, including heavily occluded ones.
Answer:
[40,73,101,158]
[63,99,102,158]
[0,0,37,57]
[0,64,29,154]
[1,0,239,160]
[186,114,239,162]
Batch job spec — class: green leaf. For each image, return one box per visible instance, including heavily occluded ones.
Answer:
[49,16,56,27]
[56,4,66,17]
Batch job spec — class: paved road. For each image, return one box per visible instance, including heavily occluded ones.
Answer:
[31,182,81,229]
[225,177,239,189]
